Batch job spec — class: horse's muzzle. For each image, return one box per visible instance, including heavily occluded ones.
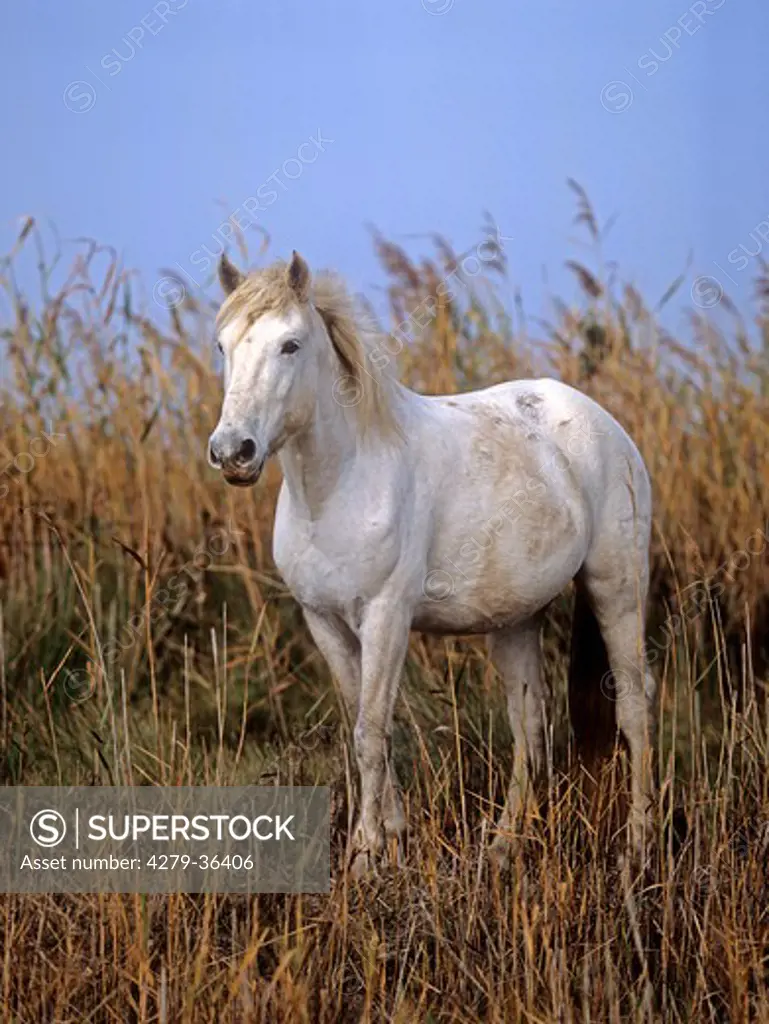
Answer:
[222,461,263,487]
[209,431,263,486]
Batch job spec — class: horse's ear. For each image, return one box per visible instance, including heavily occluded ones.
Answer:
[286,250,311,303]
[218,253,245,295]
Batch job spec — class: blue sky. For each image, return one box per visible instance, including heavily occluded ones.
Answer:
[0,0,767,332]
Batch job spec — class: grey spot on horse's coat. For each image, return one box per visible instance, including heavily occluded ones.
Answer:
[517,393,544,420]
[474,442,494,463]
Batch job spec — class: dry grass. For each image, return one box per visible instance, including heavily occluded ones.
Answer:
[0,193,768,1021]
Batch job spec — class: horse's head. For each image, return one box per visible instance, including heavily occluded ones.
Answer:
[208,251,321,486]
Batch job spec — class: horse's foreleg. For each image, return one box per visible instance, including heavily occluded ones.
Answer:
[351,599,410,877]
[302,608,405,857]
[302,608,361,722]
[488,618,547,865]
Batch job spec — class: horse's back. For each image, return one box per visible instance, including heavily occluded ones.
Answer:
[426,376,649,523]
[469,376,654,593]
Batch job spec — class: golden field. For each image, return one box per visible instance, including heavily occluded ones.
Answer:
[0,191,768,1022]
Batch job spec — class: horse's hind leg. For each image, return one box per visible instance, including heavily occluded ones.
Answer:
[579,562,655,855]
[488,616,547,863]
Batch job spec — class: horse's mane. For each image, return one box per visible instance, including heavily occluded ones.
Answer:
[216,261,400,439]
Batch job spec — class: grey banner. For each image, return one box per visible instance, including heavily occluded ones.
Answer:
[0,787,329,893]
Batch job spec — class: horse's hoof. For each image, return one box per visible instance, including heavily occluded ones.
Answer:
[488,836,512,870]
[349,851,372,880]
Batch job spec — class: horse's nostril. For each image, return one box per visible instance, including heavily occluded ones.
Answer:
[209,441,222,467]
[235,438,257,464]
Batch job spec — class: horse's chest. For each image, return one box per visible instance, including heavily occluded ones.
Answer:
[272,512,399,616]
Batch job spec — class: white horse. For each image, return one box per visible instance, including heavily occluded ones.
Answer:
[208,251,656,874]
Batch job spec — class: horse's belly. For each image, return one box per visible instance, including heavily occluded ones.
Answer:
[412,557,570,634]
[412,589,536,634]
[414,493,588,634]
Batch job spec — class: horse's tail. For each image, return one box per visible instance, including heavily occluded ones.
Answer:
[568,583,617,773]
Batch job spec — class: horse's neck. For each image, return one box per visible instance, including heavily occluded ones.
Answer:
[277,367,361,519]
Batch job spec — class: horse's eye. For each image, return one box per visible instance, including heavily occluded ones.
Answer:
[216,340,223,355]
[281,339,300,355]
